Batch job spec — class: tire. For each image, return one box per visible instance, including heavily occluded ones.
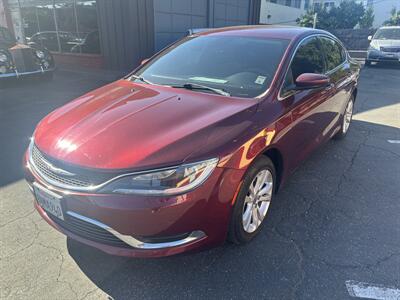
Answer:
[365,59,372,67]
[334,95,354,140]
[228,156,276,244]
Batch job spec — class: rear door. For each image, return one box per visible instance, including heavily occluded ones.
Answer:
[319,36,352,134]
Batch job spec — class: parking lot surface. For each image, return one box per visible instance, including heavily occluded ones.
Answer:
[1,66,399,299]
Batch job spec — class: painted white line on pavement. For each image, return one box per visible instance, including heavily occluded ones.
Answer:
[346,280,400,300]
[387,140,400,144]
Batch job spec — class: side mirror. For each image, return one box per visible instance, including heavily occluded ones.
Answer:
[368,35,372,41]
[295,73,330,89]
[141,58,150,65]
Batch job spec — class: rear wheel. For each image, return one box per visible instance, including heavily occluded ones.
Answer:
[334,96,354,140]
[228,156,276,244]
[365,59,372,67]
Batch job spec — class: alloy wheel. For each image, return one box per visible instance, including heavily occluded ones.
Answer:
[242,169,273,233]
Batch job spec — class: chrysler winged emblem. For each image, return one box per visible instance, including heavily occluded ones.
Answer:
[42,159,75,177]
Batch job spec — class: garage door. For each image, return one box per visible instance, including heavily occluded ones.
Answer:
[153,0,208,51]
[213,0,250,28]
[153,0,251,51]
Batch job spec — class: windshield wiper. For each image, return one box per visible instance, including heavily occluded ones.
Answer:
[130,75,152,85]
[171,83,230,97]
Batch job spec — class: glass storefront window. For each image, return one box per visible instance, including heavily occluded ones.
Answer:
[19,0,100,54]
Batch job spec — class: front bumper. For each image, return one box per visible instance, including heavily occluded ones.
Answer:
[0,67,55,79]
[24,151,244,257]
[367,50,400,63]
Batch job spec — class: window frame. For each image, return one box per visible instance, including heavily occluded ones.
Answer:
[278,33,348,100]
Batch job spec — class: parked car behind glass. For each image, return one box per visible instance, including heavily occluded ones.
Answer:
[366,26,400,66]
[70,31,101,54]
[29,31,82,52]
[24,26,360,257]
[0,26,55,80]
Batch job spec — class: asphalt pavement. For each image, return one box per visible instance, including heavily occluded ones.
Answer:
[0,65,399,300]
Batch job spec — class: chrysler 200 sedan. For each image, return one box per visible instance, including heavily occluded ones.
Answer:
[24,26,360,257]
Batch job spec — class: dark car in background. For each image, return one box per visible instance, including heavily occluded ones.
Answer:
[28,31,83,52]
[71,31,100,54]
[0,26,55,80]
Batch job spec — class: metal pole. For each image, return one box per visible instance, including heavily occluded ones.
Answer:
[73,0,81,53]
[16,0,25,43]
[35,7,41,36]
[313,12,317,28]
[52,0,62,52]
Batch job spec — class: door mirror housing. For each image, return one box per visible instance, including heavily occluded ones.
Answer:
[368,35,372,41]
[295,73,330,90]
[141,58,150,65]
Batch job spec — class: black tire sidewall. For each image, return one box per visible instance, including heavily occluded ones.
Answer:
[228,156,276,244]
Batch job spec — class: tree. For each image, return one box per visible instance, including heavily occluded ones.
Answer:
[359,7,375,29]
[296,11,315,28]
[383,8,400,26]
[297,0,366,29]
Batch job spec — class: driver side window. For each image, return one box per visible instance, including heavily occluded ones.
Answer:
[282,37,325,97]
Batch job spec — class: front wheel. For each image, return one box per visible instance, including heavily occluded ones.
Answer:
[334,96,354,140]
[228,156,276,244]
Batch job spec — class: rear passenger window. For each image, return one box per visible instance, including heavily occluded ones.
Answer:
[320,37,345,71]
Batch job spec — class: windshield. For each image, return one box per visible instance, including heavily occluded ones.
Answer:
[374,28,400,40]
[133,35,290,98]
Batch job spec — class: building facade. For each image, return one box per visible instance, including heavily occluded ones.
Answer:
[259,0,310,25]
[4,0,261,70]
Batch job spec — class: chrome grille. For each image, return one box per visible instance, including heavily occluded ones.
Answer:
[31,144,91,188]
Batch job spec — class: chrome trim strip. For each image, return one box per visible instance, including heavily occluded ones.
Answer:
[0,68,54,78]
[66,211,206,250]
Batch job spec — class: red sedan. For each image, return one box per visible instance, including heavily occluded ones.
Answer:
[24,26,360,257]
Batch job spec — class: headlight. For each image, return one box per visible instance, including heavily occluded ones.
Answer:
[35,50,45,59]
[0,53,8,62]
[368,42,380,51]
[99,158,219,196]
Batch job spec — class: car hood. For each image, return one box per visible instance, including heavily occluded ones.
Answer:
[371,39,400,49]
[34,80,257,170]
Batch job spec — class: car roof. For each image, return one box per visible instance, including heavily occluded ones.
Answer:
[195,25,328,40]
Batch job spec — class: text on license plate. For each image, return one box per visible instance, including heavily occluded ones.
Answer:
[34,183,64,220]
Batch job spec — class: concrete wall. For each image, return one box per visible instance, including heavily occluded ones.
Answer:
[259,0,306,25]
[330,28,376,50]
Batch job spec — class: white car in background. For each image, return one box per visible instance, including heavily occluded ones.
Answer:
[366,26,400,66]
